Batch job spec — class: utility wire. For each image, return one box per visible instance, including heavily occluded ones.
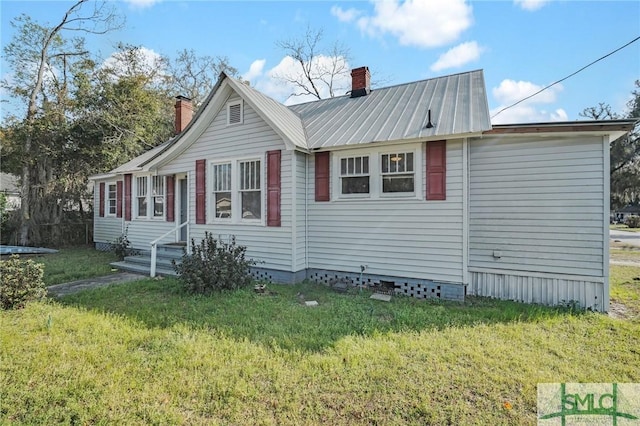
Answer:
[491,35,640,119]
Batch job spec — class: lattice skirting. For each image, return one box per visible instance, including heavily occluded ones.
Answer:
[306,268,465,301]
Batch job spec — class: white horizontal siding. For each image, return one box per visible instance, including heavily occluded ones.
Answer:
[93,180,123,243]
[469,269,605,311]
[295,151,307,271]
[157,92,294,271]
[125,220,176,249]
[469,135,605,277]
[307,139,464,283]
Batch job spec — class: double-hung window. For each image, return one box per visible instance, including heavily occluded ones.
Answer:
[340,155,369,195]
[212,163,232,218]
[107,183,117,215]
[240,160,261,219]
[211,159,263,222]
[136,176,148,217]
[381,152,414,194]
[133,175,167,219]
[152,176,165,217]
[334,145,420,200]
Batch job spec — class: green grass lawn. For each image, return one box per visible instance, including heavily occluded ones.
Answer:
[28,246,118,286]
[610,223,640,232]
[1,266,639,424]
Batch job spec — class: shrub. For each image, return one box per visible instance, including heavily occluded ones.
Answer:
[625,215,640,228]
[111,227,136,260]
[0,255,46,310]
[173,233,256,294]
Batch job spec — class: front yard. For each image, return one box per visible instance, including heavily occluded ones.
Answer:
[1,249,639,424]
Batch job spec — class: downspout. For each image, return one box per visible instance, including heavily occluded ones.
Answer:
[462,138,469,288]
[603,134,610,312]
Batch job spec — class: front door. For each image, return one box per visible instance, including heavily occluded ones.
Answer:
[179,178,188,242]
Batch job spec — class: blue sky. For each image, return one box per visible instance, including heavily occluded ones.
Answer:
[2,0,639,124]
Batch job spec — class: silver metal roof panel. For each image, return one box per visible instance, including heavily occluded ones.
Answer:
[289,69,491,149]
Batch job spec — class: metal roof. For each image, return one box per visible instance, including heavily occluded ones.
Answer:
[288,69,491,150]
[92,69,492,180]
[228,76,308,150]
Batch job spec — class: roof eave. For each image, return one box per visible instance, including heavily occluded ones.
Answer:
[143,73,230,171]
[485,119,637,135]
[309,130,486,152]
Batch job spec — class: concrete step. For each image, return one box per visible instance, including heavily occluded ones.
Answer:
[156,243,187,255]
[110,243,187,277]
[110,261,177,277]
[123,255,178,270]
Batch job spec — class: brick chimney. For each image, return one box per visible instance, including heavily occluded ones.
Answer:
[350,66,371,98]
[174,96,193,134]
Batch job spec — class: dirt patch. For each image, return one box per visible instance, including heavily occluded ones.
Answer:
[608,302,631,319]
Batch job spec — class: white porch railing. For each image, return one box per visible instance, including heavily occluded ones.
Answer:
[149,221,189,277]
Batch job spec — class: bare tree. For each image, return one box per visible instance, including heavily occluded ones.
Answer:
[166,49,238,109]
[275,27,351,101]
[2,0,124,245]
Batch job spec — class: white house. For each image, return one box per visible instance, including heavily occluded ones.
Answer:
[90,67,635,312]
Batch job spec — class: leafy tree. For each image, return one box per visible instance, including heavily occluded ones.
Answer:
[1,0,124,246]
[73,44,175,170]
[582,81,640,209]
[1,2,240,246]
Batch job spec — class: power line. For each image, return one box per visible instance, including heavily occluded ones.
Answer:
[491,35,640,119]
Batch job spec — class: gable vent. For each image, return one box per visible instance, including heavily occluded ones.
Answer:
[228,102,243,125]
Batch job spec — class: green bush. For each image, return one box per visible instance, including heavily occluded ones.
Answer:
[173,233,255,294]
[625,215,640,228]
[0,255,46,310]
[111,226,136,260]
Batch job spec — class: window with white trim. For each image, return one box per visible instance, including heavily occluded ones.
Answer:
[240,159,261,219]
[136,176,148,217]
[227,101,243,125]
[381,152,414,194]
[210,158,263,223]
[340,155,369,195]
[152,176,165,217]
[212,163,232,218]
[107,183,117,215]
[334,145,421,200]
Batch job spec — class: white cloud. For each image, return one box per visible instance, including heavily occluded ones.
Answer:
[490,104,567,124]
[249,55,351,105]
[491,78,567,124]
[242,59,266,83]
[492,79,562,104]
[430,41,483,72]
[514,0,550,11]
[354,0,473,48]
[123,0,161,9]
[331,5,362,23]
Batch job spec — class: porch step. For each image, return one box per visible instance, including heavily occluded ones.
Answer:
[110,244,185,277]
[110,261,177,277]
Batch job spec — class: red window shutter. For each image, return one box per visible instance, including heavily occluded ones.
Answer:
[116,181,123,218]
[166,175,175,222]
[267,150,281,227]
[426,140,446,200]
[315,151,330,202]
[98,182,105,217]
[124,174,132,221]
[195,159,206,224]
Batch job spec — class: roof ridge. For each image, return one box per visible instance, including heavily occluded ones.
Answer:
[288,69,485,109]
